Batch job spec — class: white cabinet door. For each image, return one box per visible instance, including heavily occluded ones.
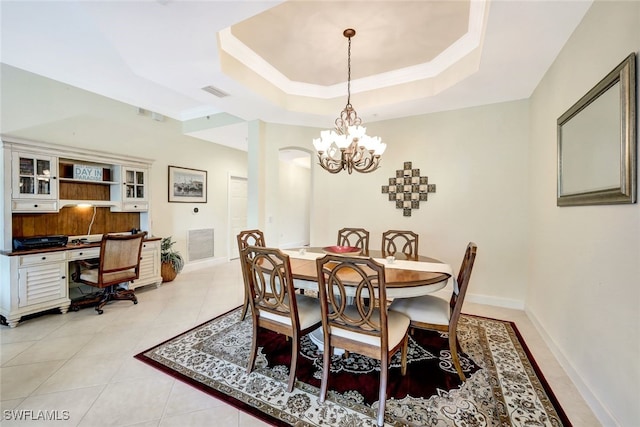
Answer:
[12,152,58,199]
[111,166,149,212]
[18,261,68,308]
[131,240,161,289]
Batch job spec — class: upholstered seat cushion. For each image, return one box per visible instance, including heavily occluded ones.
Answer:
[330,306,410,348]
[80,268,137,287]
[389,294,450,326]
[259,294,322,330]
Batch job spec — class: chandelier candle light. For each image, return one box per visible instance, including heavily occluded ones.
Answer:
[313,28,386,174]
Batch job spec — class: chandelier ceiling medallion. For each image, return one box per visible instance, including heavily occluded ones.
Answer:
[313,28,386,174]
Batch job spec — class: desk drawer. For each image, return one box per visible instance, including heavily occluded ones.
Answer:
[12,199,58,213]
[68,247,100,261]
[122,201,149,211]
[19,251,67,267]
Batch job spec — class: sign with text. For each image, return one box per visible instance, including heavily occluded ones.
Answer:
[73,164,103,181]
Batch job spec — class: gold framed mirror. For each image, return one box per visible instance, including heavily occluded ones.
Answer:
[557,53,636,206]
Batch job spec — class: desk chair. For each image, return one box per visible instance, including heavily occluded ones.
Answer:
[337,227,370,254]
[381,230,419,259]
[316,254,410,427]
[241,245,323,392]
[389,242,477,380]
[237,229,266,321]
[72,232,146,315]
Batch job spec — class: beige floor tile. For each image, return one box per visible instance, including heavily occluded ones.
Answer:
[3,334,94,366]
[163,380,228,416]
[33,353,127,395]
[78,376,174,427]
[2,385,104,427]
[159,407,239,427]
[0,360,66,400]
[0,341,37,366]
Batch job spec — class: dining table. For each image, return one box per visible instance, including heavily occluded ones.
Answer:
[278,246,453,353]
[280,247,453,298]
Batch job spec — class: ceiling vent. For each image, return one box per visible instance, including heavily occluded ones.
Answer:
[202,85,230,98]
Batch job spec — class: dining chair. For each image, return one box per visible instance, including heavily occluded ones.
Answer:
[241,245,323,393]
[389,242,477,381]
[381,230,419,259]
[316,254,410,427]
[236,229,266,321]
[72,232,146,314]
[337,227,370,253]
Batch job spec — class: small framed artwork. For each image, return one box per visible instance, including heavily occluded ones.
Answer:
[168,165,207,203]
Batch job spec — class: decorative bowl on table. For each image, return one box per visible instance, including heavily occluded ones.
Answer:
[322,245,362,256]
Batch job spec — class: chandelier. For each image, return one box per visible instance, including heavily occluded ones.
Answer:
[312,28,386,174]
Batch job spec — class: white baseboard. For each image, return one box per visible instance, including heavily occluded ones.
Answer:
[465,292,525,310]
[525,308,617,426]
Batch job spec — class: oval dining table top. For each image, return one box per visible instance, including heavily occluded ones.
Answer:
[285,247,451,296]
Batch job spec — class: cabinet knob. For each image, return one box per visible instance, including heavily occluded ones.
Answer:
[41,256,46,260]
[34,204,38,208]
[61,276,66,279]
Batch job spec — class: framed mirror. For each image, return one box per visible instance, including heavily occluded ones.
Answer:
[557,53,636,206]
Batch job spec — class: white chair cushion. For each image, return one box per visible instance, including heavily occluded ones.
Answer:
[330,306,410,349]
[259,294,322,330]
[389,295,450,326]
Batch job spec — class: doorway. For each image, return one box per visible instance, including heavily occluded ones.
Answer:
[228,175,247,260]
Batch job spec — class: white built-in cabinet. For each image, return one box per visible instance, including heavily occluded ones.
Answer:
[11,152,59,212]
[0,137,160,327]
[111,166,149,212]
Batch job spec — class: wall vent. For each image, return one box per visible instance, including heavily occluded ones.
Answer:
[201,85,229,98]
[187,228,214,261]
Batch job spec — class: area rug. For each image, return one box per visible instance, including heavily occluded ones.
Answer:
[135,307,570,426]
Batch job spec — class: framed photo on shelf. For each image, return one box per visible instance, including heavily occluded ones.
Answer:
[168,165,207,203]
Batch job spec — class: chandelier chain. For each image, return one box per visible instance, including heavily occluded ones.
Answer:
[312,28,386,174]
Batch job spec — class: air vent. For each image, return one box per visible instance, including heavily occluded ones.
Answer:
[201,85,229,98]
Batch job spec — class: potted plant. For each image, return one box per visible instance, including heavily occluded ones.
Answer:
[161,236,184,282]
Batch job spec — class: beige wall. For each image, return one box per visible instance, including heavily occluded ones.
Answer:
[528,1,639,425]
[1,64,248,263]
[258,107,530,312]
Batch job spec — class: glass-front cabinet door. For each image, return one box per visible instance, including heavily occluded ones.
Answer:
[123,167,147,201]
[12,152,58,199]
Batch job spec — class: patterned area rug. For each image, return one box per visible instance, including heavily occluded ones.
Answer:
[135,307,570,426]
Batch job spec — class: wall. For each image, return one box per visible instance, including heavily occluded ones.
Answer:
[528,1,640,425]
[302,100,531,308]
[278,158,311,248]
[1,64,248,265]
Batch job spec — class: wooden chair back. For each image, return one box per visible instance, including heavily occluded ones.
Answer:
[240,245,301,332]
[337,227,370,253]
[381,230,419,259]
[89,232,146,288]
[241,245,323,392]
[316,254,389,358]
[236,229,265,251]
[448,242,478,333]
[236,229,266,320]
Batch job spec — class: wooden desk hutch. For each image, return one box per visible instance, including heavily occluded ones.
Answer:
[0,136,161,327]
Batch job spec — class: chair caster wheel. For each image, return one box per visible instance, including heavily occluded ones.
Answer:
[133,300,138,305]
[96,309,104,315]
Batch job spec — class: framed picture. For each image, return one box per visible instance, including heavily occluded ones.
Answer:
[168,165,207,203]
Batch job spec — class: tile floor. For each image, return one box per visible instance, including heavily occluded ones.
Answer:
[1,261,600,426]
